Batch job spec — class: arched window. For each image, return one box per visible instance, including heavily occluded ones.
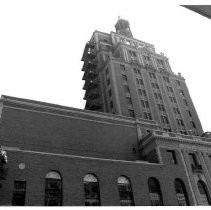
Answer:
[148,177,163,206]
[83,174,101,206]
[174,179,189,206]
[197,180,211,205]
[117,176,134,206]
[45,171,62,206]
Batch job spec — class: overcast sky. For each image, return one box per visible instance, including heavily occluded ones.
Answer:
[0,0,211,132]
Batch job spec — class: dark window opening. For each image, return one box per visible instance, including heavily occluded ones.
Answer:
[12,181,26,206]
[183,99,188,106]
[167,150,177,164]
[122,74,127,82]
[163,76,170,83]
[177,80,181,86]
[189,153,198,166]
[187,110,192,117]
[108,89,112,97]
[190,121,196,129]
[110,101,113,109]
[144,112,152,120]
[197,180,211,205]
[149,72,156,79]
[148,177,163,206]
[141,100,149,108]
[117,176,134,206]
[174,179,189,206]
[158,104,165,112]
[84,174,101,206]
[161,115,169,124]
[45,171,62,206]
[128,109,135,118]
[120,64,125,71]
[107,78,110,86]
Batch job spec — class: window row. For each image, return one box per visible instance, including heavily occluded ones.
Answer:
[158,104,165,112]
[176,118,185,127]
[163,76,170,83]
[12,173,195,206]
[152,82,159,89]
[138,89,147,97]
[166,86,173,93]
[136,78,144,86]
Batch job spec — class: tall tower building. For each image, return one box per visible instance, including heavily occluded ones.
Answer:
[81,18,203,136]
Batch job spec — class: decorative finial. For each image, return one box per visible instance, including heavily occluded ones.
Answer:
[118,16,120,20]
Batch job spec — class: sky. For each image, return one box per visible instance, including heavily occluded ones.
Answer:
[0,0,211,132]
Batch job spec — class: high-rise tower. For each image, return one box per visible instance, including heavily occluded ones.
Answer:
[81,18,203,136]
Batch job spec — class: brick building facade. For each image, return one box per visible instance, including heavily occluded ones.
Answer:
[0,19,211,206]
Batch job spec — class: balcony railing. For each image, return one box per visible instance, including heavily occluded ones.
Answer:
[82,70,98,80]
[81,42,96,61]
[82,59,98,71]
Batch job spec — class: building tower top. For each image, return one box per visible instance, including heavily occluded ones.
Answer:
[115,18,133,38]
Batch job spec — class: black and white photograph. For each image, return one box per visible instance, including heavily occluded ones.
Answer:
[0,0,211,206]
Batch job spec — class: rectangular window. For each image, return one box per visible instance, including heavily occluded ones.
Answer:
[120,64,125,71]
[122,74,127,81]
[138,89,147,97]
[108,89,112,97]
[167,150,177,164]
[187,110,192,117]
[169,96,176,103]
[183,99,188,106]
[152,83,159,89]
[158,104,165,112]
[155,83,159,89]
[177,80,181,86]
[137,78,144,86]
[143,55,151,61]
[106,68,109,75]
[110,101,113,109]
[163,76,170,83]
[141,100,149,108]
[157,59,164,66]
[190,121,196,128]
[133,68,138,74]
[158,93,162,100]
[107,78,110,86]
[142,89,146,96]
[180,90,185,96]
[139,79,144,85]
[177,119,184,127]
[128,109,135,118]
[166,86,173,92]
[149,72,156,79]
[173,107,180,115]
[189,153,198,166]
[133,68,141,76]
[12,181,26,206]
[129,50,137,62]
[143,112,152,120]
[161,115,169,124]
